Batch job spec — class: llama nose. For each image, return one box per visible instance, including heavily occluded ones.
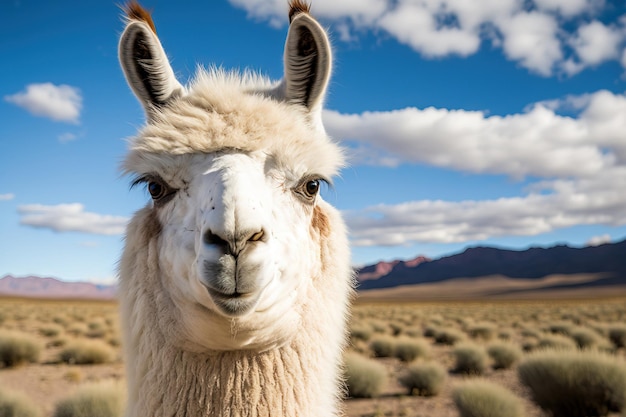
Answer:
[203,228,265,257]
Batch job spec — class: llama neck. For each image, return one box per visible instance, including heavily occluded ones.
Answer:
[124,295,342,417]
[131,337,336,417]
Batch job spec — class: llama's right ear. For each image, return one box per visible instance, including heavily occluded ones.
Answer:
[283,2,332,120]
[119,3,183,118]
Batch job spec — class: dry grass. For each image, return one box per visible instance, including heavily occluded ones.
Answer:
[452,342,489,375]
[1,296,626,417]
[344,351,388,398]
[0,387,42,417]
[398,361,447,396]
[52,380,125,417]
[453,379,524,417]
[519,349,626,417]
[487,342,522,370]
[0,330,41,367]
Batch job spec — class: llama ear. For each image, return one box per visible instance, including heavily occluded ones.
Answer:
[119,7,183,118]
[283,6,332,117]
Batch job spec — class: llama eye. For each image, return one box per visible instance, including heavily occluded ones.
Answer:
[131,175,177,205]
[294,177,324,202]
[305,180,320,197]
[148,181,165,199]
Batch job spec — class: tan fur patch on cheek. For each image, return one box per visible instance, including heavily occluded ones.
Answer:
[310,205,333,277]
[311,205,330,239]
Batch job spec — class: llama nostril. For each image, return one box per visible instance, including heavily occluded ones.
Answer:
[248,229,265,243]
[204,230,228,248]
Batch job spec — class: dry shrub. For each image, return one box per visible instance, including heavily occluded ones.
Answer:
[389,322,405,336]
[369,335,396,358]
[453,343,488,375]
[521,327,541,339]
[350,324,372,342]
[84,321,107,339]
[39,325,63,338]
[497,329,513,341]
[107,337,121,348]
[0,388,42,417]
[0,330,40,367]
[369,320,388,334]
[343,352,387,398]
[52,380,125,417]
[393,337,430,362]
[537,333,577,351]
[487,342,522,370]
[59,340,115,365]
[570,327,609,350]
[434,327,465,346]
[52,316,69,327]
[66,324,87,337]
[608,324,626,349]
[423,325,438,338]
[468,322,496,341]
[403,327,423,338]
[47,337,69,348]
[522,338,538,352]
[453,379,523,417]
[518,349,626,417]
[547,321,573,336]
[398,361,446,396]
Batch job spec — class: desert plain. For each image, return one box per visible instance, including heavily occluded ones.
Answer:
[1,285,626,417]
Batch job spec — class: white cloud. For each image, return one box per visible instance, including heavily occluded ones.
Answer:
[4,83,82,124]
[324,90,626,179]
[496,12,563,76]
[229,0,387,27]
[345,166,626,246]
[377,2,481,58]
[534,0,597,17]
[18,203,128,235]
[586,234,612,246]
[531,93,592,113]
[564,20,623,75]
[326,90,626,246]
[229,0,626,77]
[0,193,15,201]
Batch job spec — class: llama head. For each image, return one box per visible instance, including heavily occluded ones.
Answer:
[119,1,345,352]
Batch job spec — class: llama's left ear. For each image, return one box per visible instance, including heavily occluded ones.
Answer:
[283,4,332,118]
[119,2,183,118]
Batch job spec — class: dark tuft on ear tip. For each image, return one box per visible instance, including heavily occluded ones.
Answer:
[288,0,311,23]
[123,0,157,34]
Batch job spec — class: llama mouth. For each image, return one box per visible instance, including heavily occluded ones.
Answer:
[204,286,260,317]
[206,287,253,300]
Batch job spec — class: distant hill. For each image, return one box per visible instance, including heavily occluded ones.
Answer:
[357,239,626,291]
[358,256,430,282]
[0,275,117,300]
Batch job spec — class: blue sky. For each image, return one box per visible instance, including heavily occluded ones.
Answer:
[1,0,626,283]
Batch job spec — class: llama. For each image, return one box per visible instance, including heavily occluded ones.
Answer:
[117,1,354,416]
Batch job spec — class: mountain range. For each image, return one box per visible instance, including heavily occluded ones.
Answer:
[0,275,117,300]
[357,238,626,291]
